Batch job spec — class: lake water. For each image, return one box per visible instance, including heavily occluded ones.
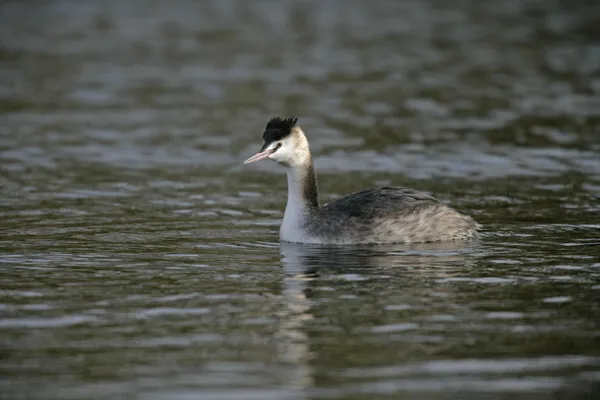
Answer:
[1,1,599,399]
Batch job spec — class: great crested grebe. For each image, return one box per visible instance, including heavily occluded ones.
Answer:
[244,117,480,245]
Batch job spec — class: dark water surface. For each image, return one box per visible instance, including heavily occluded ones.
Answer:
[1,1,600,399]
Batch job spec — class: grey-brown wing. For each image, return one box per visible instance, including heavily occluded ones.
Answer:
[307,186,440,237]
[321,186,439,219]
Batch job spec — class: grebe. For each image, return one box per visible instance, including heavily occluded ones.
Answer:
[244,117,480,245]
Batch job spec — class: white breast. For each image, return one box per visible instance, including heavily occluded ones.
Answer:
[280,195,313,243]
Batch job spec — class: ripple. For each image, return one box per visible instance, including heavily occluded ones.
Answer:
[553,265,585,271]
[135,334,221,347]
[1,287,42,296]
[315,145,600,179]
[543,296,573,304]
[436,277,516,284]
[371,323,420,333]
[385,304,413,311]
[0,315,97,328]
[334,377,563,395]
[343,356,600,377]
[485,312,524,320]
[135,307,211,318]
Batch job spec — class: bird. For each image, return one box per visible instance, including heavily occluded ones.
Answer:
[243,117,480,245]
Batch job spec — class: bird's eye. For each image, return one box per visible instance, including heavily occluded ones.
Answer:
[275,142,282,150]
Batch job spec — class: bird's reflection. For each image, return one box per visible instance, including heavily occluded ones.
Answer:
[280,241,479,277]
[274,241,480,391]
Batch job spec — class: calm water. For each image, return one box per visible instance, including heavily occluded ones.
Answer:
[1,1,600,399]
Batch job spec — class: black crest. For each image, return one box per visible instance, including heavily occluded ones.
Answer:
[263,117,298,143]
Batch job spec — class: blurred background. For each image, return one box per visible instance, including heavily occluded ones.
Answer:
[1,0,599,399]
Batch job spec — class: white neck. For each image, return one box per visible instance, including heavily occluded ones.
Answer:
[280,164,319,243]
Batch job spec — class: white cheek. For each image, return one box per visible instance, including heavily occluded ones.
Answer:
[269,145,291,163]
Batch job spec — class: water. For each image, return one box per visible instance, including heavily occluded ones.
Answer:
[1,0,599,399]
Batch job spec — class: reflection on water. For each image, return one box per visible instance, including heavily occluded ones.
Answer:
[1,0,600,399]
[279,243,600,398]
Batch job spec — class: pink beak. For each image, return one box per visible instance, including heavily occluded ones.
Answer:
[243,148,277,164]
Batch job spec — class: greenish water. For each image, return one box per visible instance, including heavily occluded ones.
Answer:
[1,1,599,399]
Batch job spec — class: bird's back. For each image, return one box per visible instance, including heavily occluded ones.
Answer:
[304,186,479,244]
